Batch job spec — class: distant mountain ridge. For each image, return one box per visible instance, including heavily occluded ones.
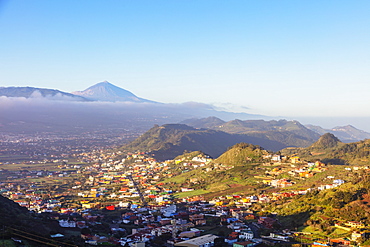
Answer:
[306,124,370,143]
[183,117,370,143]
[0,86,88,101]
[0,82,155,103]
[72,81,155,103]
[181,117,320,147]
[182,117,316,134]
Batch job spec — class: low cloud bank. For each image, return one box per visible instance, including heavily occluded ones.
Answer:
[0,96,224,134]
[1,96,369,134]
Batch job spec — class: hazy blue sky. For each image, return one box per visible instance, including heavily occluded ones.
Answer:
[1,0,370,118]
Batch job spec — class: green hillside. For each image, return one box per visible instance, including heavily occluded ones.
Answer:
[161,143,273,198]
[122,124,288,160]
[215,142,269,165]
[259,173,370,238]
[282,133,370,165]
[310,133,342,149]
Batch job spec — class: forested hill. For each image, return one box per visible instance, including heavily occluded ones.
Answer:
[122,124,288,161]
[214,143,270,166]
[261,174,370,234]
[181,118,320,147]
[282,133,370,165]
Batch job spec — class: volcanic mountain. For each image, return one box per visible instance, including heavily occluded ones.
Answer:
[72,81,155,102]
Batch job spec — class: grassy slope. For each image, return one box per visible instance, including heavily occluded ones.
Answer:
[259,173,370,235]
[282,137,370,165]
[162,143,271,198]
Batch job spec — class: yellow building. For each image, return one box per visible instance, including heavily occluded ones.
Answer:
[290,156,301,164]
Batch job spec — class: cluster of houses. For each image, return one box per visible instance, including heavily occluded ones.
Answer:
[3,148,370,246]
[0,151,213,213]
[1,149,352,215]
[54,200,280,246]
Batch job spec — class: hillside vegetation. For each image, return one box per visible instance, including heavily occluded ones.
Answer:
[282,133,370,165]
[182,118,320,147]
[162,143,272,198]
[215,143,270,165]
[259,173,370,238]
[123,122,317,161]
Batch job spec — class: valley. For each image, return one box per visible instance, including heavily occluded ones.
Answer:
[2,84,370,246]
[2,121,370,246]
[2,0,369,246]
